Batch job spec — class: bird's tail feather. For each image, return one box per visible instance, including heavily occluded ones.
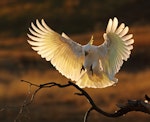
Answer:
[76,72,117,88]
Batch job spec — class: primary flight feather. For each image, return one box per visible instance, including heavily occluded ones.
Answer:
[27,17,134,88]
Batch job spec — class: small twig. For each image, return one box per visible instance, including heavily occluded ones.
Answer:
[84,107,93,122]
[21,80,39,87]
[16,80,150,122]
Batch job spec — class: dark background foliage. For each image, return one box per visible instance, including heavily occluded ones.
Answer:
[0,0,149,36]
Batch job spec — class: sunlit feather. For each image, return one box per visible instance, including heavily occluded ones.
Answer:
[27,17,134,88]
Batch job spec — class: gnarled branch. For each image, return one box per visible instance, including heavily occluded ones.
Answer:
[18,80,150,122]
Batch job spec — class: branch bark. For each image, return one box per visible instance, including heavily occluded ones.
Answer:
[19,80,150,122]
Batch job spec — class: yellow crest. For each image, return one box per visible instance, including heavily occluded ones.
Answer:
[88,35,94,45]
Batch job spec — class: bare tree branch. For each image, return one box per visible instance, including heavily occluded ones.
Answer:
[84,107,93,122]
[16,80,150,122]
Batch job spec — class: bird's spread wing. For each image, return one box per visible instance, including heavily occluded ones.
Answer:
[27,19,84,81]
[100,17,134,79]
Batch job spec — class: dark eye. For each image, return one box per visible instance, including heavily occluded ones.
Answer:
[85,51,89,56]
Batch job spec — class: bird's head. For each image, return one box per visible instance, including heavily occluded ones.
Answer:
[84,36,94,56]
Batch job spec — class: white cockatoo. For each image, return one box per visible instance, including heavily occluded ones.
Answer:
[27,17,134,88]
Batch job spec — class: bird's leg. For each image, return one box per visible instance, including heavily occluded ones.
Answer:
[90,65,93,75]
[80,65,85,73]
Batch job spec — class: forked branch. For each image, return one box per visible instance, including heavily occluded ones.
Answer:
[19,80,150,122]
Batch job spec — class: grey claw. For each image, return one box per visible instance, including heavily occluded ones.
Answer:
[80,65,85,73]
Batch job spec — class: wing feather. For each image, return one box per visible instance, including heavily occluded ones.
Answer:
[125,39,134,45]
[36,19,49,33]
[118,26,129,37]
[31,22,46,35]
[29,28,44,38]
[111,17,118,32]
[41,19,52,31]
[106,19,113,33]
[122,34,133,41]
[100,17,134,79]
[27,19,84,81]
[115,23,125,34]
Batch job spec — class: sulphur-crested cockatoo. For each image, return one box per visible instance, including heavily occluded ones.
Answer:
[27,17,134,88]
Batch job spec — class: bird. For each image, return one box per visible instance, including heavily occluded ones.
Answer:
[27,17,134,88]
